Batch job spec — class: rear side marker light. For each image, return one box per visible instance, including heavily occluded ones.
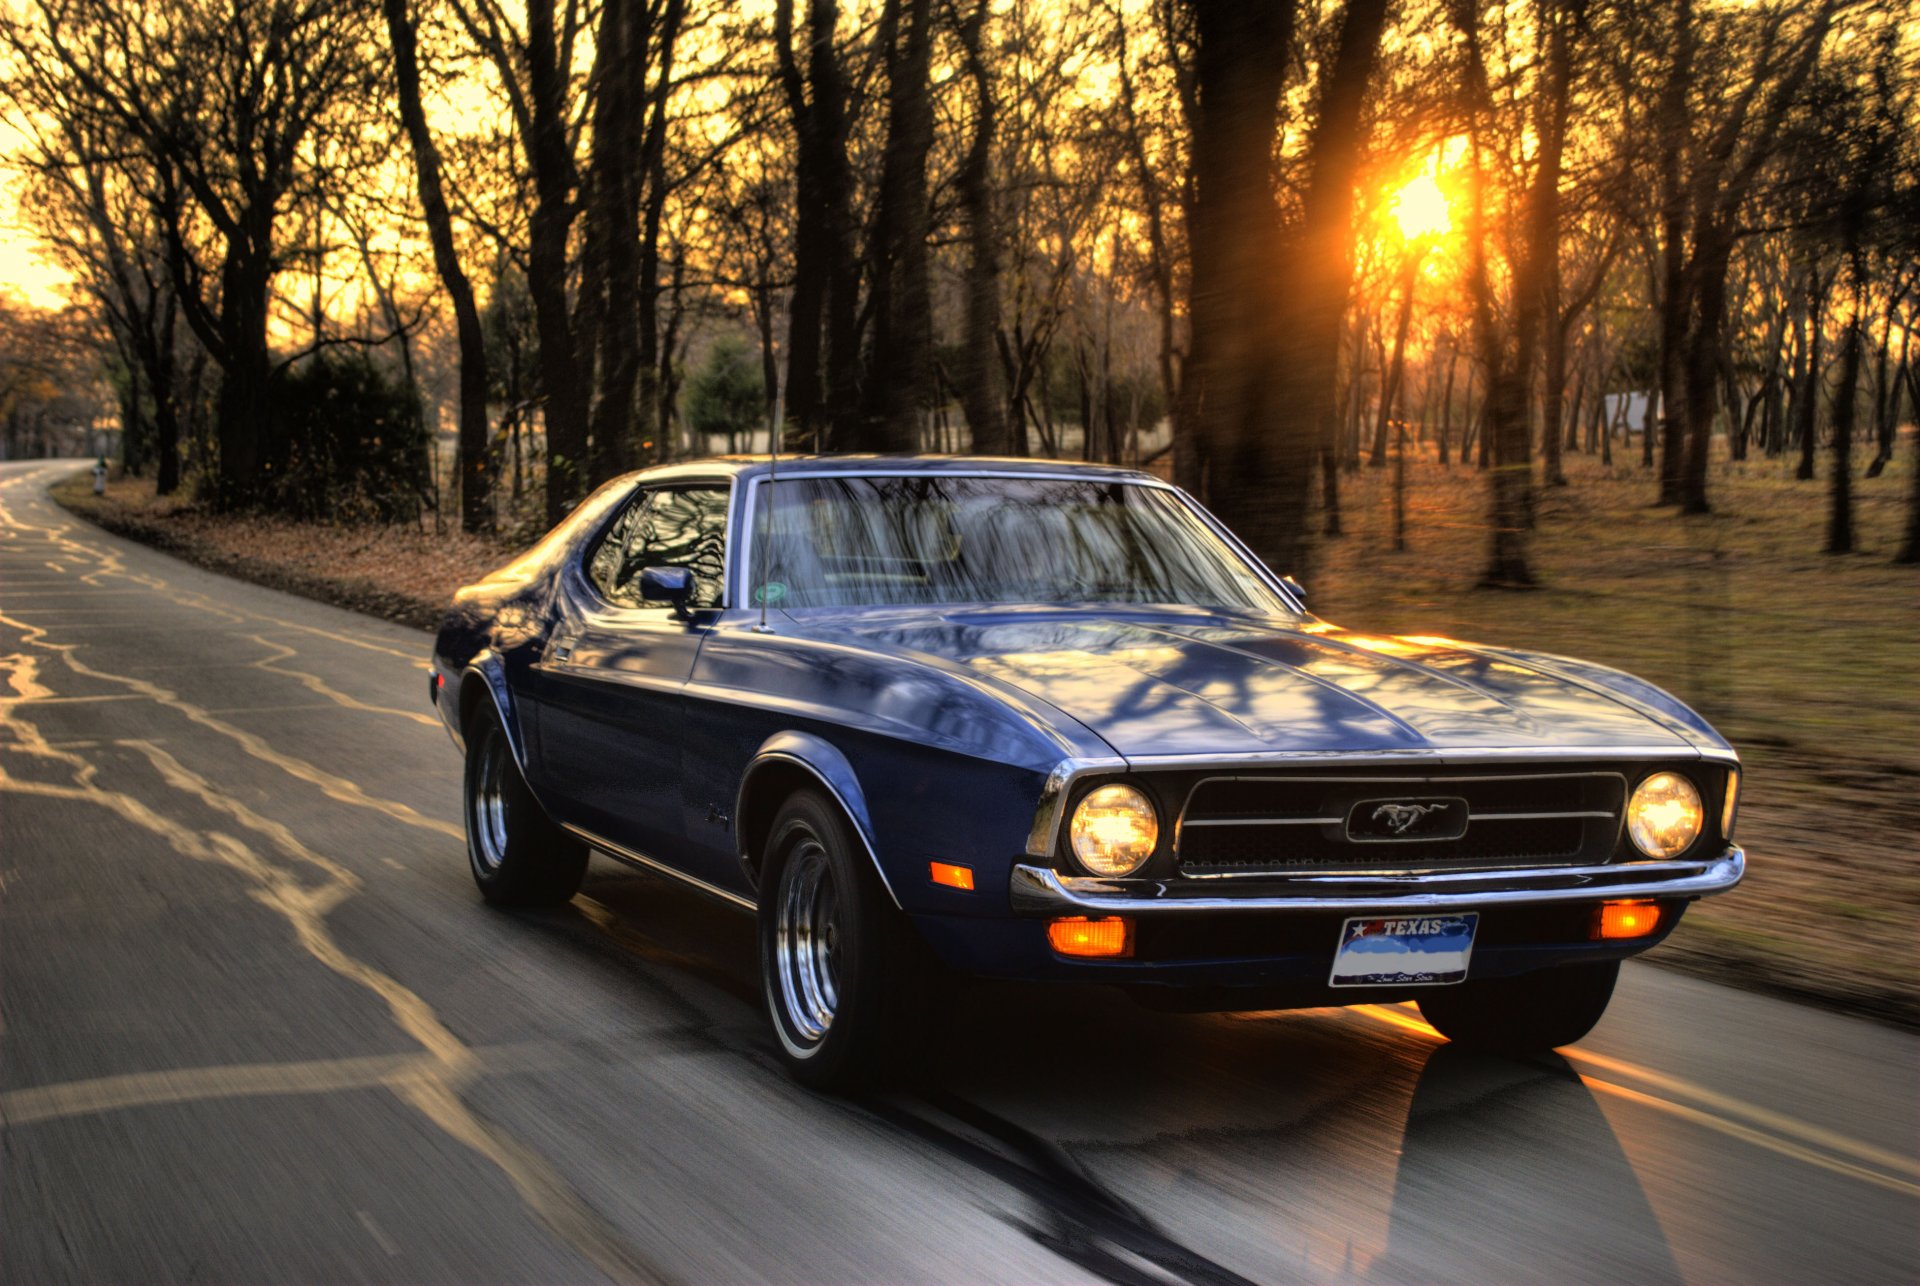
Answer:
[929,861,974,891]
[1593,900,1661,940]
[1047,916,1133,958]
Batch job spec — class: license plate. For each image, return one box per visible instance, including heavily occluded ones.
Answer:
[1329,914,1477,987]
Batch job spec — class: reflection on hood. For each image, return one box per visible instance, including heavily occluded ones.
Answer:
[808,607,1694,758]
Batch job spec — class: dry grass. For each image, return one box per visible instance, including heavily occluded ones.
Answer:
[52,448,1920,1024]
[1309,446,1920,1025]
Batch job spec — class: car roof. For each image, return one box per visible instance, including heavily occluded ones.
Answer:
[622,454,1164,487]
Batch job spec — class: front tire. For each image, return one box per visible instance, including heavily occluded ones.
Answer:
[759,790,919,1091]
[1416,960,1619,1054]
[464,712,587,907]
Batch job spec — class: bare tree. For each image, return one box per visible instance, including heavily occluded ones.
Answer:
[384,0,492,530]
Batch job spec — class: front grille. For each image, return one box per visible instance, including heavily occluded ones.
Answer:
[1175,772,1624,874]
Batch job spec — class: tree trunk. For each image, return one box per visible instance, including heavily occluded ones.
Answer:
[774,0,858,449]
[583,0,646,481]
[860,0,934,452]
[1680,237,1732,514]
[953,0,1010,454]
[1867,298,1905,476]
[1179,0,1294,512]
[385,0,492,531]
[1543,314,1569,485]
[1113,9,1179,471]
[211,230,273,509]
[1654,0,1694,506]
[1900,388,1920,563]
[1368,253,1418,468]
[1199,0,1387,579]
[1828,286,1860,554]
[525,0,588,523]
[1795,271,1827,482]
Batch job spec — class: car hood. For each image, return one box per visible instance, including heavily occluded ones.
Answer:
[804,607,1699,758]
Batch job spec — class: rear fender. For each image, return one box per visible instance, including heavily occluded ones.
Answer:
[457,654,532,774]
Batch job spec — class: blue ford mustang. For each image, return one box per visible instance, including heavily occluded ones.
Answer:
[430,456,1743,1088]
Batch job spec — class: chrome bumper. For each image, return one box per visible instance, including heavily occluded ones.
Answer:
[1009,846,1744,917]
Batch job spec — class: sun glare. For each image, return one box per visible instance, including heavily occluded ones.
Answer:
[1391,170,1452,242]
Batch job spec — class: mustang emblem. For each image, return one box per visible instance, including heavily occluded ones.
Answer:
[1371,802,1450,835]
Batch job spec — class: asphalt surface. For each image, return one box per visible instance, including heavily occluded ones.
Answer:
[1,456,1915,1285]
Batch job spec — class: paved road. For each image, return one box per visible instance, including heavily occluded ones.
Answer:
[1,457,1914,1285]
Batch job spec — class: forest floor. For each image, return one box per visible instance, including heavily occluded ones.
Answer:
[52,447,1920,1027]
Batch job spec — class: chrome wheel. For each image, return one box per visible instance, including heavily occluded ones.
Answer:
[469,727,511,874]
[773,838,841,1046]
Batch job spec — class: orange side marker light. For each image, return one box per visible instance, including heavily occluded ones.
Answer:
[1594,900,1661,940]
[929,861,975,891]
[1047,916,1134,959]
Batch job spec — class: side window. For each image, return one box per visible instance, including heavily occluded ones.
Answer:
[586,485,729,609]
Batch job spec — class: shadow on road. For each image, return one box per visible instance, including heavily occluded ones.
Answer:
[1373,1043,1681,1284]
[520,860,1680,1285]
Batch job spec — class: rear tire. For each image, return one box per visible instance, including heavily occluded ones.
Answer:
[1416,960,1619,1054]
[463,712,587,907]
[759,790,920,1091]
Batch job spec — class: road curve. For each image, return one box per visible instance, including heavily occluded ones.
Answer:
[2,457,1914,1285]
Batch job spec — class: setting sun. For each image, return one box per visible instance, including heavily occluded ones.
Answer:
[1391,169,1452,242]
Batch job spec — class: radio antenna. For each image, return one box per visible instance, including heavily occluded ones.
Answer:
[755,376,786,633]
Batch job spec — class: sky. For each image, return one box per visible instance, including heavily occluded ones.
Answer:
[0,112,73,310]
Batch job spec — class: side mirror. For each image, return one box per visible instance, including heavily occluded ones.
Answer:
[1279,575,1306,605]
[639,566,695,617]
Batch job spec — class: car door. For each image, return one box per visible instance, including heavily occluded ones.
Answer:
[533,482,731,867]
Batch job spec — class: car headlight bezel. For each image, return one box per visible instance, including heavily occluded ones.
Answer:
[1626,771,1705,859]
[1068,782,1160,877]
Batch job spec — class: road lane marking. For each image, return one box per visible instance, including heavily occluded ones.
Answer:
[1565,1044,1920,1180]
[1577,1076,1920,1197]
[0,702,666,1282]
[355,1211,402,1257]
[0,473,423,658]
[0,1045,555,1127]
[1,693,147,706]
[1361,1002,1920,1180]
[0,652,54,700]
[247,634,439,727]
[1346,1004,1920,1197]
[0,605,461,843]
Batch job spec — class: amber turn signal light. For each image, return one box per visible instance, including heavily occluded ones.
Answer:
[1593,900,1661,940]
[929,861,974,891]
[1046,916,1133,958]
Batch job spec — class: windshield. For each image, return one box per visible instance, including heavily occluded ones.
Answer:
[747,475,1292,613]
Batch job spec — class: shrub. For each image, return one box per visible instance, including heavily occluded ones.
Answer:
[268,352,429,523]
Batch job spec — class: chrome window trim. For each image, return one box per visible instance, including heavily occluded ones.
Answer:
[733,469,1306,619]
[579,473,741,612]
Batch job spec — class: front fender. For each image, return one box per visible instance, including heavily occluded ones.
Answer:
[734,732,897,908]
[1483,646,1734,752]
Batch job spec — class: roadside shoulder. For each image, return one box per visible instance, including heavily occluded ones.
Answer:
[49,470,509,633]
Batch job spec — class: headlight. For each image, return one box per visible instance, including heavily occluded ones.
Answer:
[1627,772,1703,858]
[1069,784,1159,876]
